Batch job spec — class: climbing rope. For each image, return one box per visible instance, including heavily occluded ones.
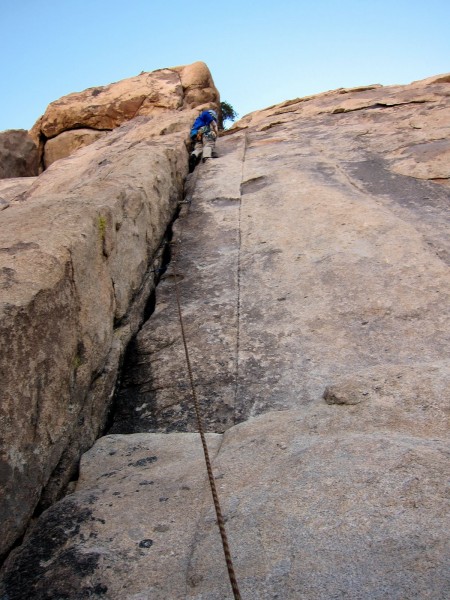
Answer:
[170,166,242,600]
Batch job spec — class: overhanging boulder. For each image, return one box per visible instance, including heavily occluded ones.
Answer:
[30,61,219,168]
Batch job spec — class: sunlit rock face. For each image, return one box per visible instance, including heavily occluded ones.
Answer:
[30,61,219,168]
[114,72,450,434]
[1,73,449,599]
[0,62,219,562]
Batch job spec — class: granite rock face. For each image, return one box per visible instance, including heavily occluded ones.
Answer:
[0,62,219,561]
[0,176,37,210]
[30,61,219,168]
[0,433,223,599]
[1,74,449,598]
[0,129,39,178]
[2,406,448,599]
[43,128,108,168]
[113,75,450,432]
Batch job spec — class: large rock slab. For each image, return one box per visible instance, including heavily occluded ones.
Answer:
[0,177,37,202]
[110,135,246,434]
[0,432,223,600]
[30,61,219,166]
[1,73,449,598]
[1,392,448,598]
[112,74,450,433]
[236,73,450,184]
[188,409,449,599]
[0,84,211,558]
[0,129,39,178]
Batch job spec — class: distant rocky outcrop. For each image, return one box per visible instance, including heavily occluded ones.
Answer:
[0,129,38,178]
[1,71,449,599]
[30,61,219,169]
[0,61,219,563]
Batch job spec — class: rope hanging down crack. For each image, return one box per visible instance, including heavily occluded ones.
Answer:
[171,170,242,599]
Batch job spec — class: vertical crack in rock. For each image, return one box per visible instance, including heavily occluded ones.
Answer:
[234,133,249,423]
[3,73,450,599]
[105,213,178,433]
[109,133,248,435]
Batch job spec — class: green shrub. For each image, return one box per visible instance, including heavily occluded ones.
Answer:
[220,101,238,130]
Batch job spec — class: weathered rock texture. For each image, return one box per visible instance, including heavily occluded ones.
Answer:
[0,62,219,561]
[43,129,108,168]
[30,61,219,168]
[1,74,450,599]
[0,129,39,178]
[114,74,450,432]
[0,177,37,211]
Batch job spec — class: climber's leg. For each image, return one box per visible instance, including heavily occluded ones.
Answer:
[202,131,216,161]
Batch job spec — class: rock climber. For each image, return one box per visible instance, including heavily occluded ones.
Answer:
[189,108,219,172]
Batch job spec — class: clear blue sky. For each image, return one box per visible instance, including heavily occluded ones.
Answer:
[1,0,449,131]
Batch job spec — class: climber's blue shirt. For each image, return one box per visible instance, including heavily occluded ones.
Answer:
[190,111,216,138]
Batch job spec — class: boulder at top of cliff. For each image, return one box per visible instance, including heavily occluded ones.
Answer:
[29,61,219,168]
[43,129,108,168]
[0,130,39,178]
[31,61,219,141]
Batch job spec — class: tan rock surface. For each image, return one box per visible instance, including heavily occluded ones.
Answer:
[2,400,448,598]
[0,433,222,599]
[1,74,449,598]
[236,73,450,185]
[0,177,37,210]
[188,410,449,599]
[0,177,37,199]
[30,61,219,167]
[43,128,108,168]
[112,75,450,432]
[0,62,214,559]
[173,61,221,109]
